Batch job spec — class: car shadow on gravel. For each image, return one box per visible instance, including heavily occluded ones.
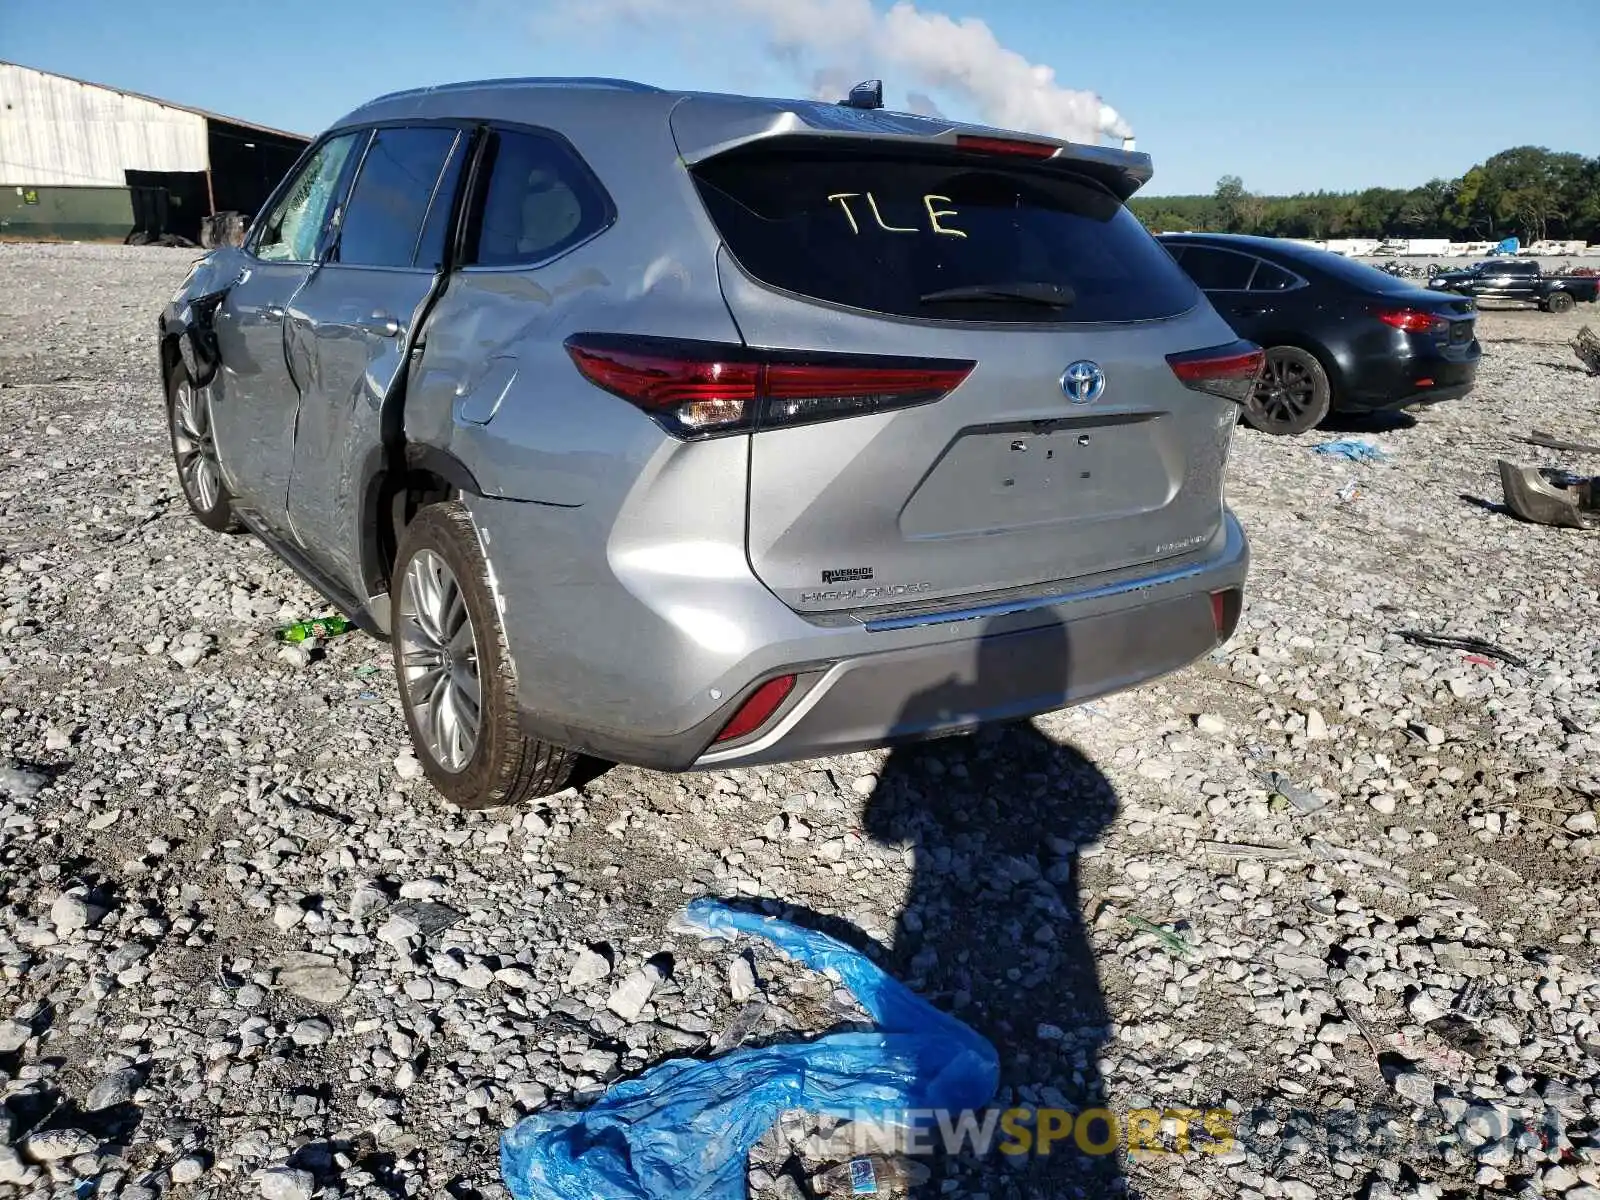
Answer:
[859,613,1131,1199]
[1316,409,1419,435]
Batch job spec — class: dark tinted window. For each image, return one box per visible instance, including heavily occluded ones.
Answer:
[1249,261,1298,291]
[466,129,611,267]
[415,134,469,269]
[1177,246,1256,291]
[1295,250,1420,294]
[692,146,1197,323]
[337,128,459,269]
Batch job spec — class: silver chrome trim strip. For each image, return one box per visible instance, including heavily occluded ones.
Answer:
[861,516,1242,633]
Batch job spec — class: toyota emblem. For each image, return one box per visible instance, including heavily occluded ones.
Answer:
[1061,360,1105,404]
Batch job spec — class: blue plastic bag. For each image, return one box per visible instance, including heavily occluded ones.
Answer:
[501,899,1000,1199]
[1311,437,1390,464]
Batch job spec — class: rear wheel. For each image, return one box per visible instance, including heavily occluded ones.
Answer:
[1242,346,1331,436]
[1547,291,1576,314]
[166,364,242,533]
[391,501,576,809]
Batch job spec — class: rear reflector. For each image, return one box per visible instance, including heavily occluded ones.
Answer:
[1166,340,1264,405]
[1373,308,1448,335]
[714,675,796,743]
[1210,588,1243,642]
[565,334,974,438]
[954,134,1059,159]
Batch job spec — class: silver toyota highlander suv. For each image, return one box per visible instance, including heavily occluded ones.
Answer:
[159,77,1254,809]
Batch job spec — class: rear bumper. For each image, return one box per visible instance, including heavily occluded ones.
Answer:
[485,499,1249,772]
[694,572,1238,768]
[1340,344,1480,412]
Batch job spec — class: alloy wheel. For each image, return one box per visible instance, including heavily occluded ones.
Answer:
[397,549,483,773]
[171,378,222,513]
[1251,353,1318,431]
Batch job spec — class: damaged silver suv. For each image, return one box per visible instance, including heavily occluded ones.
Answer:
[160,77,1253,809]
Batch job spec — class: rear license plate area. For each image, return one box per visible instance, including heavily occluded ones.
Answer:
[900,417,1172,537]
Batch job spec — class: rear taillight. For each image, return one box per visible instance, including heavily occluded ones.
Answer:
[714,675,796,743]
[954,134,1059,159]
[1210,588,1243,642]
[1373,308,1448,335]
[1166,340,1264,404]
[565,335,974,438]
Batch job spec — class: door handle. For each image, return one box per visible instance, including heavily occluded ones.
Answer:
[358,312,401,337]
[264,304,285,321]
[1235,305,1271,317]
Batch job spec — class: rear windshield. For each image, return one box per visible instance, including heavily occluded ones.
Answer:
[1297,250,1422,294]
[692,145,1197,324]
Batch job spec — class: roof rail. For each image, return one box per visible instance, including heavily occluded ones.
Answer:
[364,77,663,106]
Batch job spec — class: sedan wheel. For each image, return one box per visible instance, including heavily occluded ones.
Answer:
[1243,347,1332,436]
[397,548,483,773]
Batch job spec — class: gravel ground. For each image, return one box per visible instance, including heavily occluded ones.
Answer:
[1,242,1598,1200]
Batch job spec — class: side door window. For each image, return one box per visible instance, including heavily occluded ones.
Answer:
[1177,246,1256,292]
[462,127,613,268]
[253,133,363,263]
[332,127,465,268]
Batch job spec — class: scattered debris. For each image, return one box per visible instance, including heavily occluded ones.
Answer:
[1311,437,1390,464]
[1516,427,1600,454]
[1335,478,1362,503]
[1393,629,1529,669]
[812,1154,929,1196]
[1258,769,1333,815]
[1125,915,1194,958]
[500,901,997,1200]
[1497,460,1598,529]
[1573,325,1600,374]
[709,1000,768,1055]
[275,614,354,643]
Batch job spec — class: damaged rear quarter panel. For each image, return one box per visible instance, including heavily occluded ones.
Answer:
[401,102,742,508]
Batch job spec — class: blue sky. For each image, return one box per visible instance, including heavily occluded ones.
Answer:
[8,0,1597,196]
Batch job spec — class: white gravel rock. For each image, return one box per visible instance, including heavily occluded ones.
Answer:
[566,944,613,989]
[3,246,1599,1200]
[255,1167,315,1200]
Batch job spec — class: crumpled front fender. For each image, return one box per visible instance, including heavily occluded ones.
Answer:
[158,250,246,386]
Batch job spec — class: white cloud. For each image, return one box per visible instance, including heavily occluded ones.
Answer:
[558,0,1132,143]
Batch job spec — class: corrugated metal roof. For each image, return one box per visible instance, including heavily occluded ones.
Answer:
[0,62,308,186]
[1,62,307,139]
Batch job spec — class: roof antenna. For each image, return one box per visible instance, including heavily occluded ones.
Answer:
[840,80,884,110]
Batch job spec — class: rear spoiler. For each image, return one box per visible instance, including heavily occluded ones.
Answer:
[668,95,1154,202]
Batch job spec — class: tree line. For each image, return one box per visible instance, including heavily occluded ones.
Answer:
[1129,147,1600,244]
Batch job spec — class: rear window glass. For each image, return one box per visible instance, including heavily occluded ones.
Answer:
[692,146,1197,324]
[1297,250,1423,294]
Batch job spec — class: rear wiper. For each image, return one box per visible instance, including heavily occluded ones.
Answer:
[918,281,1077,308]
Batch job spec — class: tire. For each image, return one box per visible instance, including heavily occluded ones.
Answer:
[391,501,576,809]
[166,363,243,533]
[1547,291,1575,314]
[1242,346,1332,436]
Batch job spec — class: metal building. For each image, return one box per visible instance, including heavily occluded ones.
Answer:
[0,61,308,243]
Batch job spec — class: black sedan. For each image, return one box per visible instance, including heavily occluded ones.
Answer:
[1159,234,1481,435]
